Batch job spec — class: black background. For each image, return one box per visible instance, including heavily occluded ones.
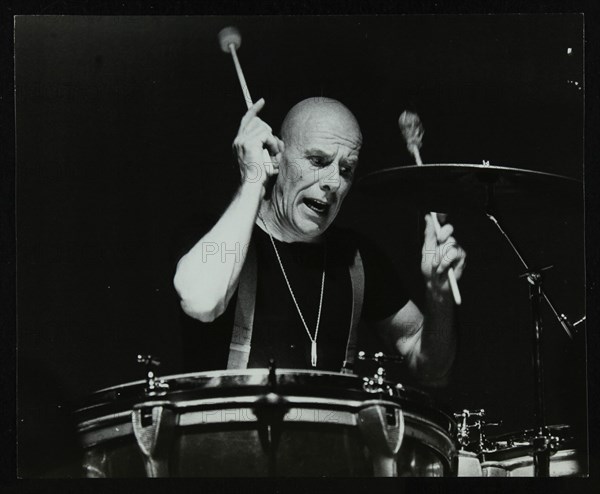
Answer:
[14,14,589,477]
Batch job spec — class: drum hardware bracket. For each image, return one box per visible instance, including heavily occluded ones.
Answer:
[358,352,400,395]
[358,404,405,477]
[454,409,485,449]
[131,405,176,478]
[530,425,567,477]
[532,431,552,477]
[137,354,170,396]
[519,265,553,285]
[253,358,289,476]
[362,368,394,396]
[454,409,501,453]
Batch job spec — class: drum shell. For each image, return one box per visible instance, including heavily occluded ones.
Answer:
[76,369,458,477]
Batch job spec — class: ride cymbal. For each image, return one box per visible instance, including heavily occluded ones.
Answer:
[358,164,582,213]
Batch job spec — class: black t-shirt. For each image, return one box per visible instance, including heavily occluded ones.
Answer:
[177,220,409,372]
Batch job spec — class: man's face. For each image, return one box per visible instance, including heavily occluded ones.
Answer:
[273,108,361,239]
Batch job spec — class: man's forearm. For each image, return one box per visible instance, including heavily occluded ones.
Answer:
[419,292,457,383]
[173,181,264,320]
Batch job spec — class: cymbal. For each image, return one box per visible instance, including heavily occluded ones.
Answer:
[358,164,582,212]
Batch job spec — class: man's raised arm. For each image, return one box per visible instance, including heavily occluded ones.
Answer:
[173,99,283,322]
[376,214,466,386]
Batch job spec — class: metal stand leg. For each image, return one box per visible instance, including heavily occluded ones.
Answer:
[484,205,580,477]
[528,273,550,477]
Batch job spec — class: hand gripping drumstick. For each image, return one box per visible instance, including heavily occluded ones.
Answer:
[399,111,462,305]
[218,26,274,177]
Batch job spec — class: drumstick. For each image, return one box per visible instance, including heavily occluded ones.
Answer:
[398,111,462,305]
[218,26,273,174]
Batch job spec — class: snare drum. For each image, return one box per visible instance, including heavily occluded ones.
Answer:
[480,425,584,477]
[75,369,457,477]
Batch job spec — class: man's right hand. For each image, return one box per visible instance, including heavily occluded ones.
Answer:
[233,98,284,188]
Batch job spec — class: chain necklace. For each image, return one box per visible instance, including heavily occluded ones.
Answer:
[258,214,326,367]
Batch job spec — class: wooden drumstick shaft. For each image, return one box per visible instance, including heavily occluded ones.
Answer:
[411,146,462,306]
[226,43,273,171]
[408,143,423,167]
[228,44,254,110]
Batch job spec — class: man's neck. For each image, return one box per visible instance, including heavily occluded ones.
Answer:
[257,200,322,244]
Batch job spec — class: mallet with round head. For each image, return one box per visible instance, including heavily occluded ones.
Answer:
[399,110,462,305]
[218,26,255,110]
[218,26,274,175]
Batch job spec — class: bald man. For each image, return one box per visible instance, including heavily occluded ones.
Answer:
[174,97,465,385]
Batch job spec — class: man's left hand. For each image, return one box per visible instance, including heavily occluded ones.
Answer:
[420,214,466,302]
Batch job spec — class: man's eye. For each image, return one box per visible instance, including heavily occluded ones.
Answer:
[309,156,326,167]
[340,166,354,178]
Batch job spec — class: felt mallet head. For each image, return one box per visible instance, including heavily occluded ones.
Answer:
[218,26,242,53]
[398,110,424,151]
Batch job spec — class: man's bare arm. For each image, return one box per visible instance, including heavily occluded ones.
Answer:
[173,99,283,321]
[374,214,465,385]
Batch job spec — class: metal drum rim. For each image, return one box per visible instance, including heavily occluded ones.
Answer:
[74,369,457,438]
[78,368,433,405]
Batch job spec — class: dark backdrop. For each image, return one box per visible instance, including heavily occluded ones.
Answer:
[15,15,586,475]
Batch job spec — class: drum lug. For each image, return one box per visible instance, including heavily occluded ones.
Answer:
[131,405,176,478]
[358,404,405,477]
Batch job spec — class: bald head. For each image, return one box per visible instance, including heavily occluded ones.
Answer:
[265,97,361,241]
[280,97,362,149]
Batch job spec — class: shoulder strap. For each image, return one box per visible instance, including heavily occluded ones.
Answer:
[227,241,257,370]
[342,247,365,373]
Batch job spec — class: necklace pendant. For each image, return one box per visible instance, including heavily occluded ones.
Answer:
[311,341,317,367]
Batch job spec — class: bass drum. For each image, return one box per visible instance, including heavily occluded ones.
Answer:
[75,369,458,477]
[480,424,584,477]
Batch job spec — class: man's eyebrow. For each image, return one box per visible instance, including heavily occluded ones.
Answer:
[304,149,358,165]
[305,149,334,158]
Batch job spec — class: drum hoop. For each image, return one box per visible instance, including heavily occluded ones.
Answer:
[78,369,442,417]
[89,368,361,395]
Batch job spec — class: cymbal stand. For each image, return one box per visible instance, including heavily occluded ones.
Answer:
[484,185,579,477]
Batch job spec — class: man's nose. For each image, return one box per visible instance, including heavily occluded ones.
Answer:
[319,163,341,192]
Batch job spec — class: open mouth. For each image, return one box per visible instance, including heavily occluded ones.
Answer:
[303,198,331,216]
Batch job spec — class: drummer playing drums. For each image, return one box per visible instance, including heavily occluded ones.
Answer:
[174,97,466,385]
